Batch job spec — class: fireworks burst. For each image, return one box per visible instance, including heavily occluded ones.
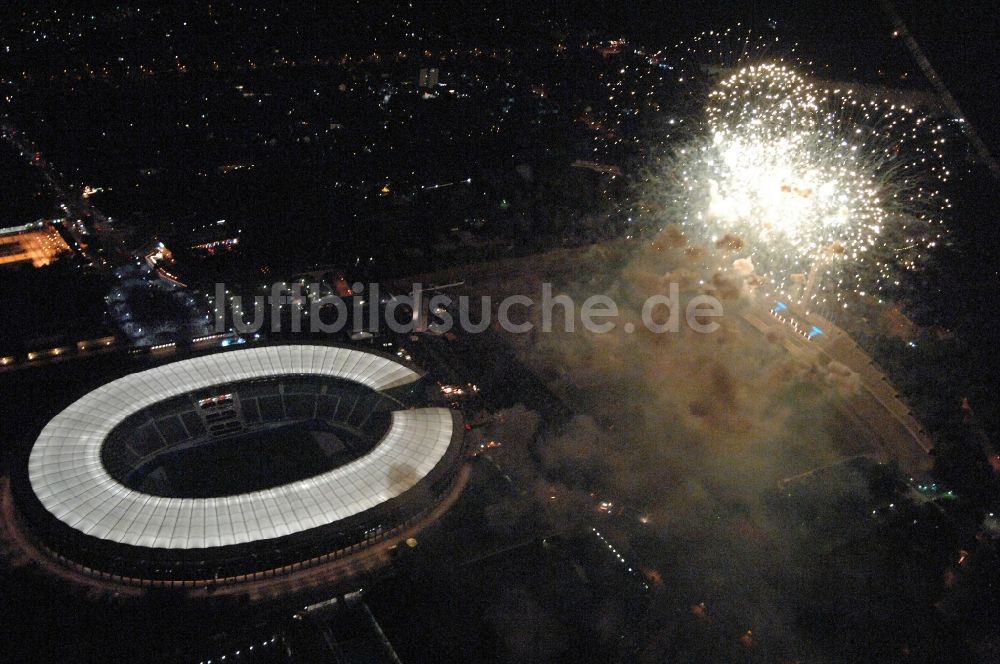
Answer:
[647,53,950,308]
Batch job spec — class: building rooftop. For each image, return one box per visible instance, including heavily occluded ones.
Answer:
[27,345,456,549]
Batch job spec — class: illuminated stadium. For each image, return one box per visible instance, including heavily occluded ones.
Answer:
[15,344,466,584]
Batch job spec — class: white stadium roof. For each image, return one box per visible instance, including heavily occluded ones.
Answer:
[28,345,457,549]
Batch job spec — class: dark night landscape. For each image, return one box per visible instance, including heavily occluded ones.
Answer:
[1,3,999,663]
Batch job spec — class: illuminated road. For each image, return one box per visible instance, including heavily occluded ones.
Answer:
[1,120,110,263]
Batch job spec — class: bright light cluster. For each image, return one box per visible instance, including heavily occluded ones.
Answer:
[660,60,950,305]
[699,64,881,274]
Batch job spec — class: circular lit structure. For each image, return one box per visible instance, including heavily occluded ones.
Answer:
[19,344,465,582]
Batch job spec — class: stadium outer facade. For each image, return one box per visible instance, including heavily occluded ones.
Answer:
[12,343,467,588]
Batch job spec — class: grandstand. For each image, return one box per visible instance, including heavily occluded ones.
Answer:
[100,375,399,497]
[17,344,466,583]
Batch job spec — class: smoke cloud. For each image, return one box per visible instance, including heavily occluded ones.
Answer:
[466,232,873,660]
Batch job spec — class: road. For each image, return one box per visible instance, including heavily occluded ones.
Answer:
[1,119,110,264]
